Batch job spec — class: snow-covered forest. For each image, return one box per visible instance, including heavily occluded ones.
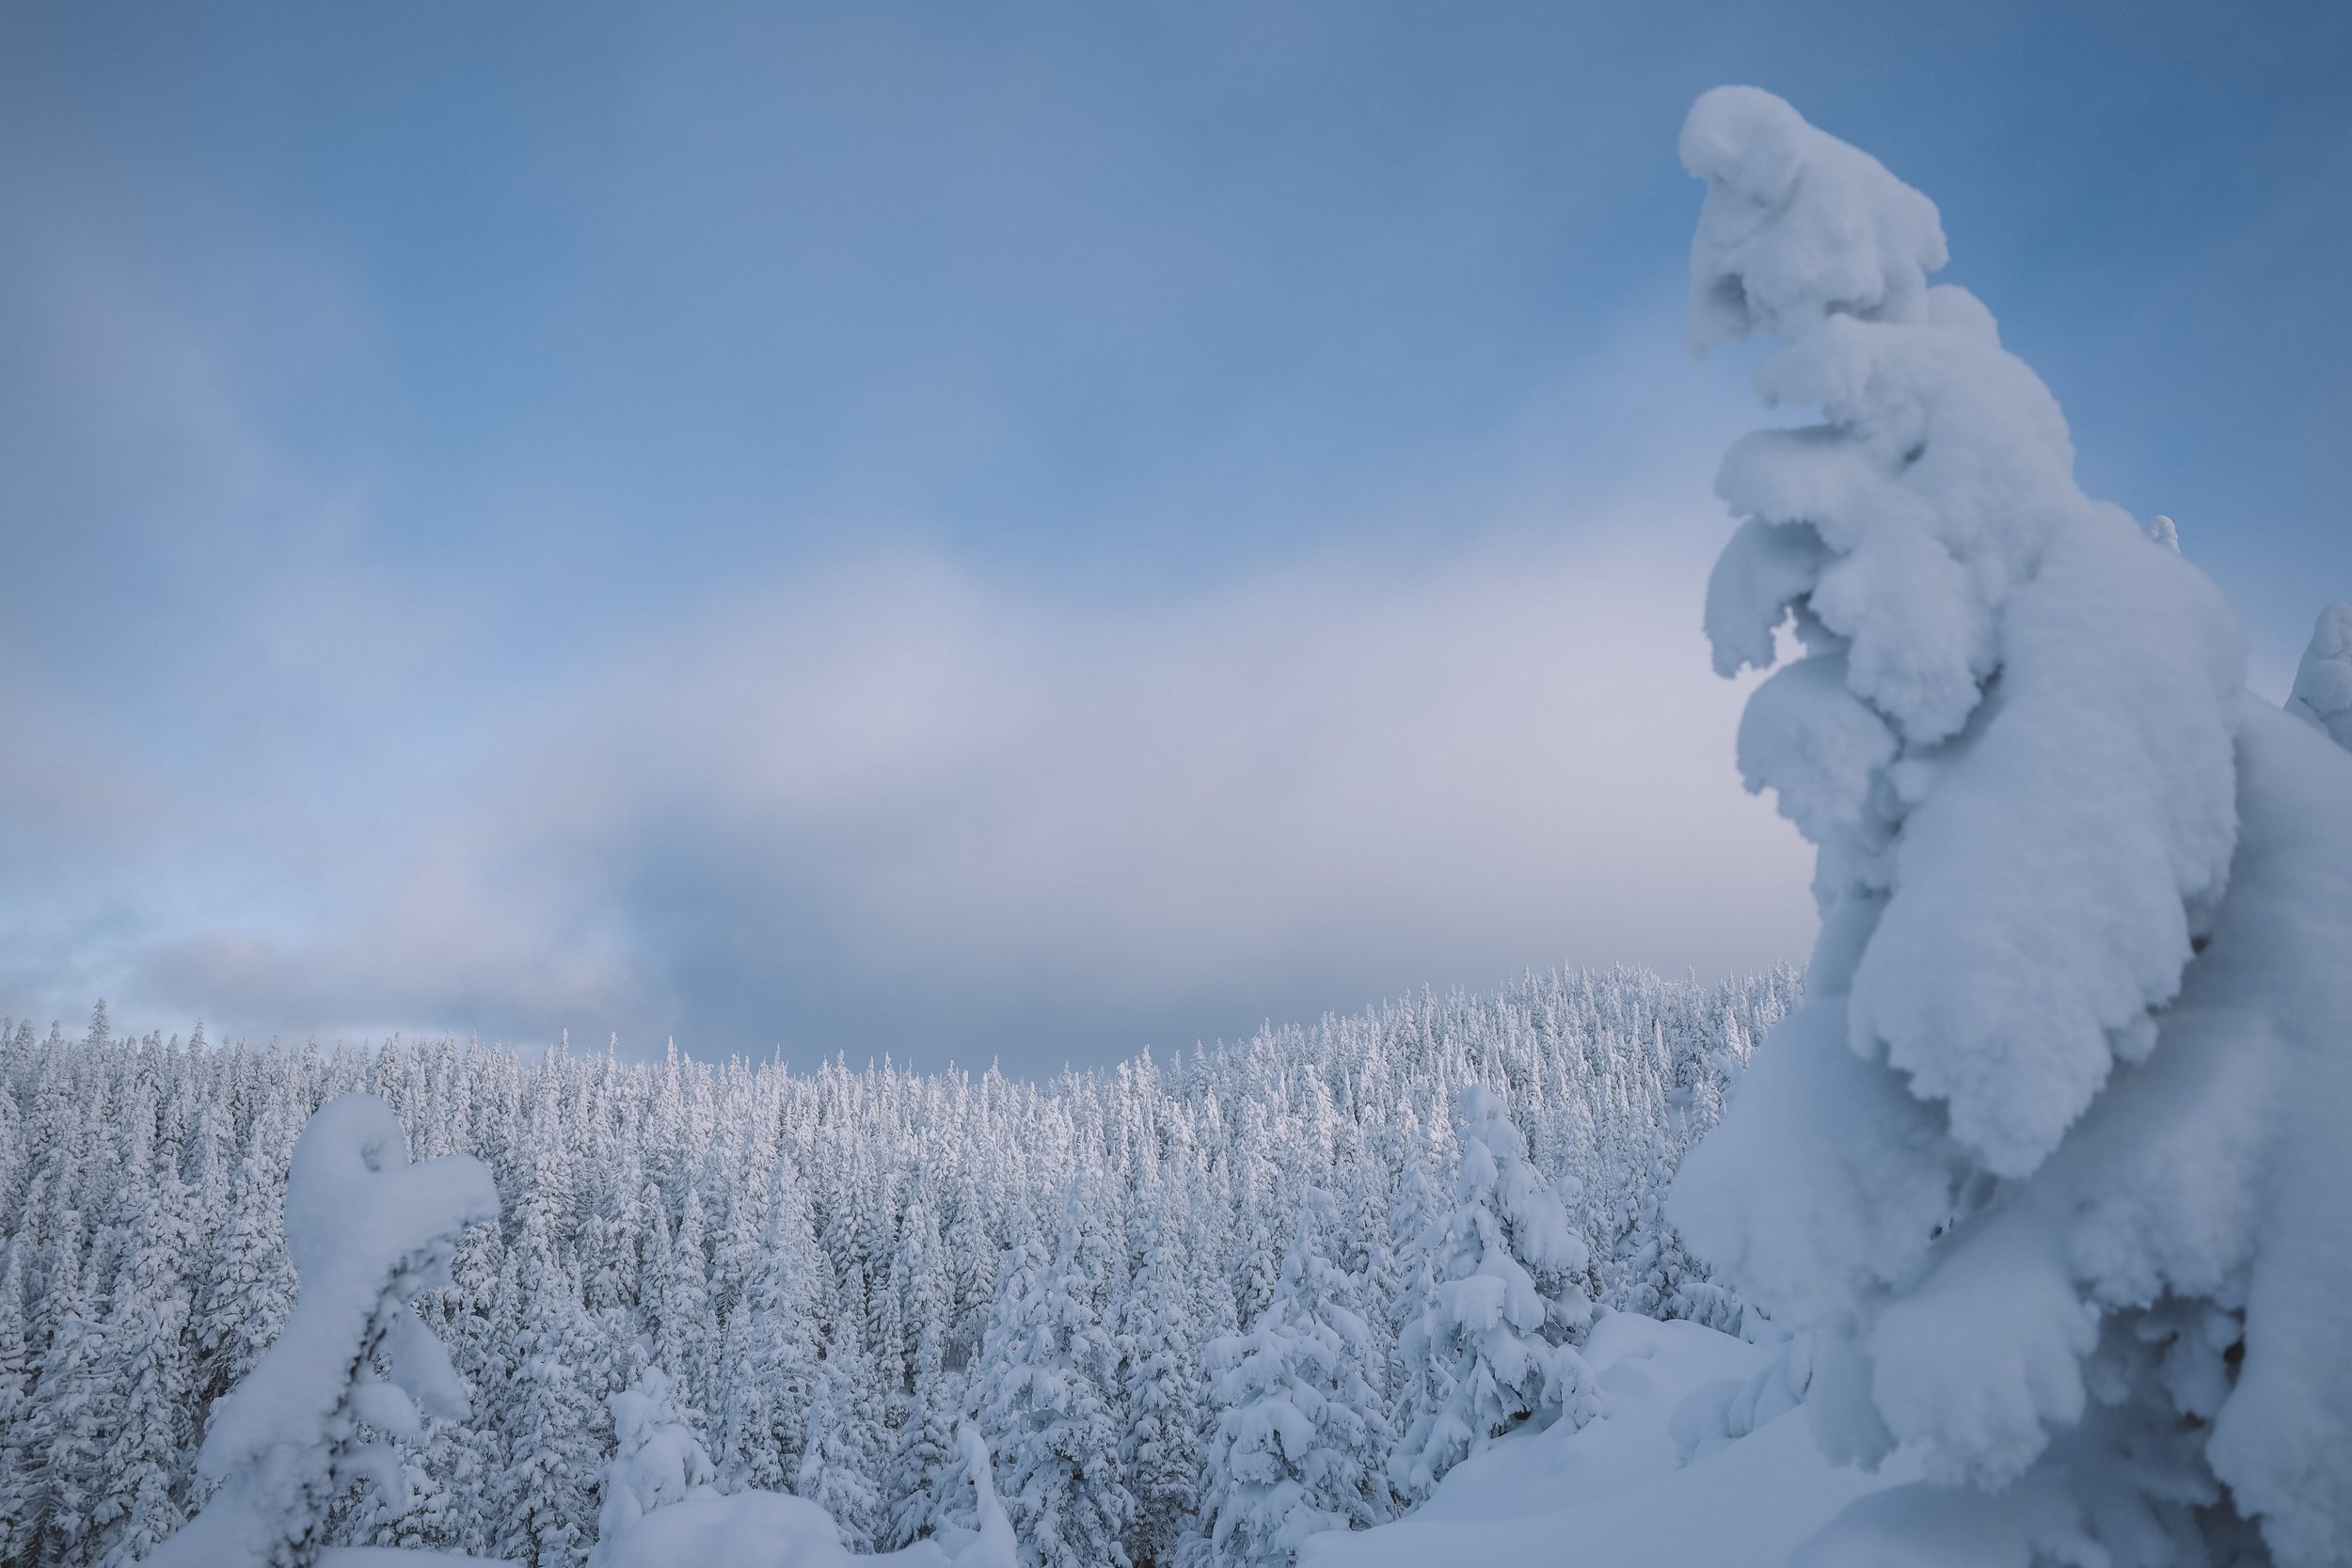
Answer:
[0,965,1790,1567]
[8,63,2352,1568]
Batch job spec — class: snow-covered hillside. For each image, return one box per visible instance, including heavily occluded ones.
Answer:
[0,966,1787,1567]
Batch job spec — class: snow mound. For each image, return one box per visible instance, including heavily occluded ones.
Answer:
[592,1422,1017,1568]
[2285,601,2352,751]
[1300,1314,1905,1568]
[590,1490,889,1568]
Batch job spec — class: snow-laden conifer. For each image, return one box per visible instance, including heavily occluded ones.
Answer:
[714,1163,828,1497]
[586,1367,714,1568]
[884,1180,962,1549]
[1389,1085,1594,1502]
[798,1303,886,1552]
[0,1242,34,1563]
[1194,1191,1392,1567]
[30,1218,109,1566]
[149,1092,498,1568]
[1116,1196,1205,1567]
[93,1157,195,1568]
[1667,85,2352,1568]
[966,1196,1135,1568]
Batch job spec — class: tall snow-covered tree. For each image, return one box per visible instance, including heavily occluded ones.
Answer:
[496,1195,604,1567]
[1116,1196,1206,1568]
[149,1092,498,1568]
[797,1305,885,1553]
[713,1164,829,1498]
[1389,1085,1594,1502]
[655,1186,716,1426]
[586,1367,715,1568]
[0,1242,35,1563]
[94,1160,196,1567]
[967,1198,1136,1568]
[195,1077,300,1413]
[885,1179,963,1549]
[30,1220,111,1567]
[1666,85,2352,1568]
[1194,1192,1393,1567]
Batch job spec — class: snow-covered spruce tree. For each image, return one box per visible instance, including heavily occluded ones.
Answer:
[1116,1196,1206,1568]
[799,1303,887,1552]
[0,1242,34,1562]
[494,1200,604,1567]
[1388,1085,1594,1504]
[713,1162,829,1497]
[149,1092,499,1568]
[30,1211,114,1567]
[964,1197,1136,1568]
[2285,601,2352,752]
[94,1154,197,1568]
[1666,86,2352,1568]
[585,1367,715,1568]
[1192,1191,1392,1568]
[884,1180,961,1550]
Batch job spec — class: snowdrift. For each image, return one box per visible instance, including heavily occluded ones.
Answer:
[1301,1313,1906,1568]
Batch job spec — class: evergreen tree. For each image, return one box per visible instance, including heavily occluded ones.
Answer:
[495,1201,604,1568]
[1194,1191,1393,1567]
[1672,83,2352,1566]
[1117,1197,1205,1568]
[797,1306,884,1552]
[150,1093,498,1568]
[587,1367,714,1568]
[712,1164,827,1497]
[32,1227,111,1567]
[969,1198,1136,1568]
[655,1187,714,1426]
[1390,1086,1594,1502]
[884,1180,961,1549]
[0,1243,35,1563]
[94,1164,195,1567]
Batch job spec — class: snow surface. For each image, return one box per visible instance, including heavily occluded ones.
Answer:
[319,1553,516,1567]
[1301,1314,1908,1568]
[592,1423,1019,1568]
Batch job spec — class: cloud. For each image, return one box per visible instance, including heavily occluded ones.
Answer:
[0,12,1823,1071]
[77,510,1814,1071]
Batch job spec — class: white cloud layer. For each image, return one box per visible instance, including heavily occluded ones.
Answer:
[8,516,1813,1070]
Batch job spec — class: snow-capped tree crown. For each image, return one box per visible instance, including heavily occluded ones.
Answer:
[151,1093,498,1568]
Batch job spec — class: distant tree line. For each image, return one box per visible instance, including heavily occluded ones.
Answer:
[0,964,1794,1568]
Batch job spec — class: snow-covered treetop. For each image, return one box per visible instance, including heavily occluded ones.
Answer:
[1681,83,2244,1181]
[257,1093,500,1451]
[2286,600,2352,752]
[152,1093,500,1568]
[594,1367,718,1560]
[1682,85,1947,356]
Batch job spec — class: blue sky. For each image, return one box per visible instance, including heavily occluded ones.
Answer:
[4,2,2345,1072]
